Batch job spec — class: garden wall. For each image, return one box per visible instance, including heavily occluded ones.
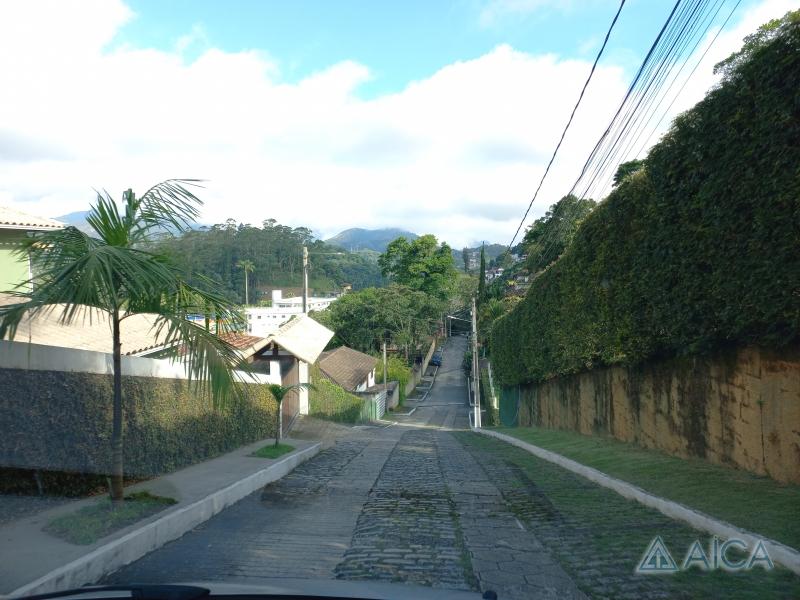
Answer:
[509,345,800,484]
[0,342,277,477]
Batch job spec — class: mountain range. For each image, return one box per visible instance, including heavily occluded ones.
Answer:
[324,227,419,252]
[52,214,501,262]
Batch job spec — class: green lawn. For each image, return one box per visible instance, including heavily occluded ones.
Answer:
[252,443,295,459]
[495,426,800,550]
[44,491,176,545]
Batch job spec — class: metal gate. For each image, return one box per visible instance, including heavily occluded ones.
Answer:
[499,385,519,427]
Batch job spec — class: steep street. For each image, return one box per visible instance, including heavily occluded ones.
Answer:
[103,336,799,599]
[103,336,579,598]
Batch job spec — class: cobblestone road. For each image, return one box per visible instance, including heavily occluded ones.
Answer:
[104,335,799,599]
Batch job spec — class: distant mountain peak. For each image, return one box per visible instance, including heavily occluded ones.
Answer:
[325,227,419,253]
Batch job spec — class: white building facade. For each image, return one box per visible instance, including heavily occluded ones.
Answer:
[246,289,336,336]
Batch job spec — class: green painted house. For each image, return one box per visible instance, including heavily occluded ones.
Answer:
[0,207,63,294]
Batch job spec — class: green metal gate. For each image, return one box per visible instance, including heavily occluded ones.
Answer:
[498,385,519,427]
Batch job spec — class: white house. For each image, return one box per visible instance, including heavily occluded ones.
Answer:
[246,289,336,336]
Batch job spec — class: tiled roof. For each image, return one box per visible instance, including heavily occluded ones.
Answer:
[1,303,169,355]
[218,332,266,350]
[318,345,377,392]
[217,331,270,357]
[0,207,64,231]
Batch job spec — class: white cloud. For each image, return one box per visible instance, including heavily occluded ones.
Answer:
[0,0,792,249]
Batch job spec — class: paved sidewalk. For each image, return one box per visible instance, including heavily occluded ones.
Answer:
[0,437,318,595]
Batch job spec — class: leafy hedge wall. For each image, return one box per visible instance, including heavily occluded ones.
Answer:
[0,369,277,476]
[309,365,370,423]
[492,16,800,385]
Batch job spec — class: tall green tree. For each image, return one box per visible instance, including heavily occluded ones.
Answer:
[0,181,247,503]
[237,259,255,305]
[316,284,443,361]
[461,247,470,273]
[378,234,457,301]
[478,244,486,304]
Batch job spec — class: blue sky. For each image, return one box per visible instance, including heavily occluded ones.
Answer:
[0,0,790,247]
[117,0,727,97]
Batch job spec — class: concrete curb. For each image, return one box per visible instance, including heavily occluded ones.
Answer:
[473,428,800,575]
[9,443,321,598]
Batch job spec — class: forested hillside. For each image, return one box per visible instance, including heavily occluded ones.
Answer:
[491,11,800,385]
[152,219,384,303]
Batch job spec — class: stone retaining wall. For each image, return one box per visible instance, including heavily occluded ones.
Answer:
[512,345,800,483]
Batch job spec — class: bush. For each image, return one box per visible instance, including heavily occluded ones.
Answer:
[309,365,369,423]
[492,14,800,385]
[375,356,412,402]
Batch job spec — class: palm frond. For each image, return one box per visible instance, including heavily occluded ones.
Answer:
[266,382,314,403]
[85,190,131,246]
[136,179,204,239]
[148,279,253,405]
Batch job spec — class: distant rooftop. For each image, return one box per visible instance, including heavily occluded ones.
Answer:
[0,207,64,231]
[318,346,377,392]
[1,303,169,355]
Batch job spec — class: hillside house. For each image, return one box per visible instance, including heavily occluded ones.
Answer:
[0,207,63,293]
[317,345,377,392]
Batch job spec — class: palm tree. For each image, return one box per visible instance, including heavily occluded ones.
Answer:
[266,383,312,447]
[237,259,255,305]
[0,180,249,504]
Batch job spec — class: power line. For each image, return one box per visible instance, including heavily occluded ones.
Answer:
[631,0,743,160]
[529,0,686,267]
[505,0,627,252]
[536,0,732,267]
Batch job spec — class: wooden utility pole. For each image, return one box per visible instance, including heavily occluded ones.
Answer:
[471,297,481,428]
[302,246,309,314]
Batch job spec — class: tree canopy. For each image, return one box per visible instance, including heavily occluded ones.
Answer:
[312,284,443,360]
[521,194,596,273]
[378,234,458,301]
[152,219,383,303]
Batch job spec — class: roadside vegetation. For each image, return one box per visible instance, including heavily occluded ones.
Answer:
[252,443,295,459]
[0,181,250,504]
[375,355,412,404]
[308,365,370,423]
[44,491,176,546]
[495,427,800,550]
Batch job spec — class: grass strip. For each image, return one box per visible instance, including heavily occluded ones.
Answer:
[495,426,800,550]
[44,491,176,545]
[251,443,295,459]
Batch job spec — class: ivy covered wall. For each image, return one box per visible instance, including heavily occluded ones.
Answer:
[0,368,277,476]
[491,15,800,386]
